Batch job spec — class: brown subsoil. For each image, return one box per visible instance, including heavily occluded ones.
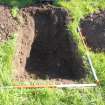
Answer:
[81,10,105,52]
[0,5,18,43]
[0,5,86,83]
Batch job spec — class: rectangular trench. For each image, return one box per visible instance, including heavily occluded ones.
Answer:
[13,6,86,84]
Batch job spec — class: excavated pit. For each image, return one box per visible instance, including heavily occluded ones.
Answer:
[0,5,86,83]
[81,10,105,52]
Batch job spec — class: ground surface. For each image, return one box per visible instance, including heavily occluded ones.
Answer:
[81,10,105,52]
[0,0,105,105]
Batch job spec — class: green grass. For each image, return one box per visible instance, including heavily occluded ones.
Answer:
[0,34,16,85]
[11,7,19,17]
[0,0,105,105]
[91,52,105,86]
[0,0,43,7]
[0,0,32,7]
[0,88,104,105]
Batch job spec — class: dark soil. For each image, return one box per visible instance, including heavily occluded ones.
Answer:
[81,10,105,52]
[0,5,86,83]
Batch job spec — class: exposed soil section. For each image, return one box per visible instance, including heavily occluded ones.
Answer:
[0,5,86,83]
[81,10,105,52]
[0,5,18,43]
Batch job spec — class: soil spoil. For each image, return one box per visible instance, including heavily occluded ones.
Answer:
[0,5,18,42]
[81,10,105,52]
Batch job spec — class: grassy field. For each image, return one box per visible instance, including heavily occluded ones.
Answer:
[0,0,105,105]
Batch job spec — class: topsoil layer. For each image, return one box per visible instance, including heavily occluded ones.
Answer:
[81,10,105,52]
[0,4,86,83]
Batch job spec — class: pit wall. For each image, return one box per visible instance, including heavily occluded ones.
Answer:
[14,6,86,81]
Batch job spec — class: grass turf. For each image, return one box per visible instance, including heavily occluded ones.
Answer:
[0,0,105,105]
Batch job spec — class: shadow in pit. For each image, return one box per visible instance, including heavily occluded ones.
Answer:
[25,7,86,80]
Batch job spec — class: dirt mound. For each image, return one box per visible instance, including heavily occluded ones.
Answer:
[0,5,18,42]
[0,5,86,83]
[81,10,105,52]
